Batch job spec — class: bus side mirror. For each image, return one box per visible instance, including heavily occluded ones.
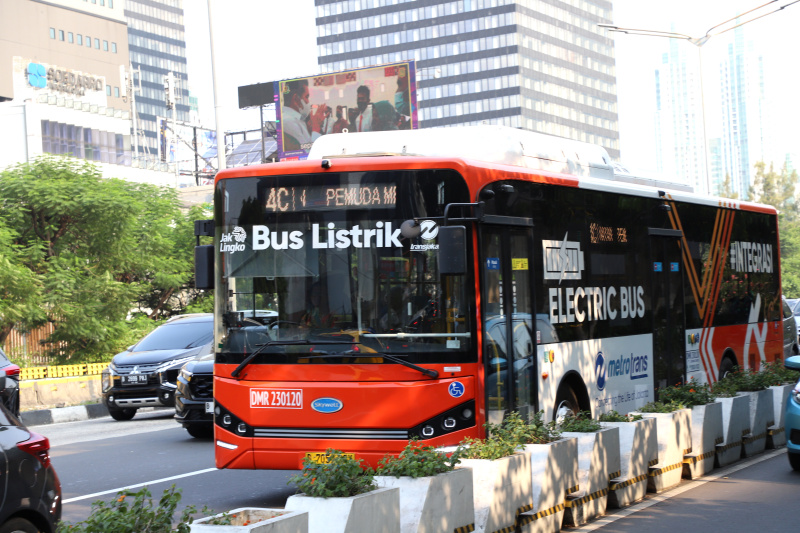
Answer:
[195,245,214,289]
[438,225,466,275]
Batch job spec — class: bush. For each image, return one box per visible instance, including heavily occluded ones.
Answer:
[658,379,715,407]
[288,449,376,498]
[460,411,560,460]
[598,410,643,422]
[759,360,798,385]
[376,440,462,478]
[713,366,772,396]
[57,485,221,532]
[559,411,602,432]
[638,400,686,413]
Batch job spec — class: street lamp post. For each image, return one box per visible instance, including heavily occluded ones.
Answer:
[600,0,800,194]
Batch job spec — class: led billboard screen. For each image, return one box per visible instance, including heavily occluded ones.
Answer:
[274,61,417,161]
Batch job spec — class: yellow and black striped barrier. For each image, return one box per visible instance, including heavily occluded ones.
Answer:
[453,524,475,533]
[19,363,109,381]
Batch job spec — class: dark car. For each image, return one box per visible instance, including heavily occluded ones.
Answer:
[0,404,61,532]
[174,353,214,438]
[101,314,213,421]
[0,346,20,417]
[783,296,800,359]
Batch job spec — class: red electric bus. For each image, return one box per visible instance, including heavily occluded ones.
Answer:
[194,125,782,470]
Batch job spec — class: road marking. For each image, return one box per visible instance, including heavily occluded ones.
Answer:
[63,468,218,503]
[570,448,787,531]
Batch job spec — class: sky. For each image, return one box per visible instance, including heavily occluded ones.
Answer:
[183,0,800,175]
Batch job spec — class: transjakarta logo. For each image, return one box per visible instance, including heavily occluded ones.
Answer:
[543,233,584,283]
[220,226,247,254]
[27,63,47,88]
[411,220,439,251]
[595,351,648,391]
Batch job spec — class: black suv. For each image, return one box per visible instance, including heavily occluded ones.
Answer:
[174,353,214,438]
[101,314,213,421]
[0,404,61,532]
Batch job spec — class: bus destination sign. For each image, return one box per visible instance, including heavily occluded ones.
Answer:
[264,185,397,212]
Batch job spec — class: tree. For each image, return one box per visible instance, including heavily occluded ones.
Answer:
[0,156,200,360]
[716,173,739,199]
[0,220,46,345]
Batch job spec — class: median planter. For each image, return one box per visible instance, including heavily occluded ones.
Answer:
[767,384,793,448]
[738,389,771,457]
[561,426,620,527]
[601,417,657,508]
[191,508,308,533]
[285,487,400,533]
[714,394,749,467]
[460,453,531,533]
[683,402,723,479]
[517,437,578,533]
[639,408,691,493]
[374,468,474,533]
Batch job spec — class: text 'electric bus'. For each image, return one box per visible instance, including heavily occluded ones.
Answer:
[194,125,783,470]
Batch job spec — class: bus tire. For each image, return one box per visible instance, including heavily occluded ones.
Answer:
[718,356,736,381]
[553,384,580,423]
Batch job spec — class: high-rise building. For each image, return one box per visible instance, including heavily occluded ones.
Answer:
[314,0,620,159]
[124,0,191,163]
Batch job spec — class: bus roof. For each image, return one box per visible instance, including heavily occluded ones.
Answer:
[307,125,694,194]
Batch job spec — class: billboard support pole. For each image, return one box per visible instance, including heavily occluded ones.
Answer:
[260,105,266,164]
[207,0,225,171]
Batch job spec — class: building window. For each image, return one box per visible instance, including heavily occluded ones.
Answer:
[114,87,119,98]
[77,34,83,45]
[68,32,74,43]
[106,85,111,96]
[109,0,113,7]
[58,30,64,41]
[111,42,117,53]
[100,0,104,4]
[49,28,55,39]
[103,40,108,51]
[86,36,92,47]
[94,38,100,49]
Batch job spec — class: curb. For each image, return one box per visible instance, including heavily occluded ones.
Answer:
[20,403,110,427]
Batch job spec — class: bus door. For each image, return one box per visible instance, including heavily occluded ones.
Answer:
[649,228,686,396]
[480,220,537,425]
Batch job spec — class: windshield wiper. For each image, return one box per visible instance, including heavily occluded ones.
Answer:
[230,339,362,379]
[302,352,439,379]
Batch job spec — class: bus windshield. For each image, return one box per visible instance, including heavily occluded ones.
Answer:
[215,169,474,364]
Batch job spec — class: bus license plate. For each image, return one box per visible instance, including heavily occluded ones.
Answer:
[305,452,356,465]
[205,401,214,414]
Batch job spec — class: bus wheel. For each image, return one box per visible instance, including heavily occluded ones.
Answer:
[553,384,580,423]
[718,356,736,381]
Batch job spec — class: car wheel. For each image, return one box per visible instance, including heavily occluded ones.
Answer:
[186,425,213,439]
[553,383,580,423]
[108,407,137,421]
[0,517,38,533]
[789,452,800,471]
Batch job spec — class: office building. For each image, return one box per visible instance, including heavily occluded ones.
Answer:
[314,0,620,159]
[124,0,191,164]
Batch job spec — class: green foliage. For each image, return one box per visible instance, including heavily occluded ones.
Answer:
[288,449,377,498]
[657,379,715,407]
[183,291,214,314]
[56,485,222,532]
[638,400,686,413]
[759,360,798,385]
[559,411,602,432]
[713,364,791,396]
[597,410,643,422]
[376,440,462,478]
[0,157,207,361]
[460,411,560,460]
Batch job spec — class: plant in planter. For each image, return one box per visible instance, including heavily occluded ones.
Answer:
[598,410,657,508]
[284,449,399,533]
[191,509,309,533]
[558,412,620,527]
[57,485,221,533]
[714,367,771,457]
[637,398,692,493]
[657,380,723,479]
[457,412,533,533]
[759,361,796,448]
[374,441,473,533]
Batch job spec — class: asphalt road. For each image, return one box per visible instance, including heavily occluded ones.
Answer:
[33,410,800,529]
[36,409,296,525]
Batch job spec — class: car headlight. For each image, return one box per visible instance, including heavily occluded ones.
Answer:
[793,387,800,405]
[101,369,113,392]
[156,356,197,374]
[179,367,193,383]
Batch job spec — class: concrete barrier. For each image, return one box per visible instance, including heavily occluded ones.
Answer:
[20,376,102,411]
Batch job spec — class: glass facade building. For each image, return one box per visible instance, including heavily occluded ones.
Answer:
[124,0,190,161]
[314,0,620,158]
